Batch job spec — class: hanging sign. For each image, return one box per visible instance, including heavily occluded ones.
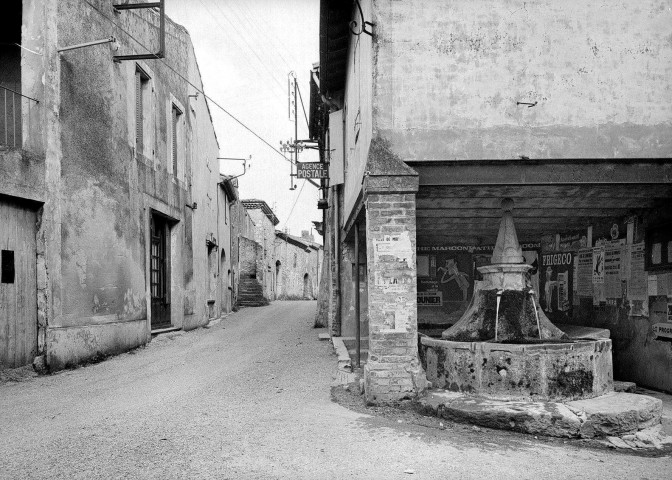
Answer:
[296,162,328,179]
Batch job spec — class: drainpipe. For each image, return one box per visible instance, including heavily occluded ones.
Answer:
[354,221,360,369]
[334,186,341,336]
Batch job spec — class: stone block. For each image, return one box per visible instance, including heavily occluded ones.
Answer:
[567,392,663,437]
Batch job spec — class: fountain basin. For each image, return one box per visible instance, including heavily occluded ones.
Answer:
[419,336,613,401]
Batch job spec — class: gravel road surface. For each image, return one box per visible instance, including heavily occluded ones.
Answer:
[1,301,670,479]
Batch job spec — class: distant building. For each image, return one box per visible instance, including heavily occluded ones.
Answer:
[275,230,322,300]
[0,1,233,370]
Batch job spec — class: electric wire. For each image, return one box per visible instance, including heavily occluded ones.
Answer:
[196,0,283,96]
[284,179,307,228]
[79,0,314,181]
[203,0,286,95]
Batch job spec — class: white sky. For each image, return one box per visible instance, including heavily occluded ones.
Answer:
[167,0,322,241]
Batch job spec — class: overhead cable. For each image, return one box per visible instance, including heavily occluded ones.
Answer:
[80,0,315,183]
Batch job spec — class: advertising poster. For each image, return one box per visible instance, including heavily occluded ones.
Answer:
[592,246,605,284]
[604,244,624,300]
[416,247,477,324]
[577,248,593,298]
[540,251,574,318]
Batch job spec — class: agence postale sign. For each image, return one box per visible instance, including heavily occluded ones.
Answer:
[296,162,328,179]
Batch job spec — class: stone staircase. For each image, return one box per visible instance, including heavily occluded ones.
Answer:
[237,277,269,308]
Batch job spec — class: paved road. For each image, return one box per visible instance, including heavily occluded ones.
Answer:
[1,301,670,479]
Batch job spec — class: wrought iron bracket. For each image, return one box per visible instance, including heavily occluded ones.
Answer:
[350,0,374,37]
[112,1,165,61]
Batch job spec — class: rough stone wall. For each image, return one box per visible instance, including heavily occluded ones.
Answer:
[229,198,255,305]
[372,0,672,160]
[245,209,277,300]
[239,237,261,279]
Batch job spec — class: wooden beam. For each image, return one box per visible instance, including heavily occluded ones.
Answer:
[417,184,672,199]
[415,208,638,219]
[416,197,659,210]
[412,160,672,186]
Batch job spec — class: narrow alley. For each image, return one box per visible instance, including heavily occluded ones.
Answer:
[0,301,669,479]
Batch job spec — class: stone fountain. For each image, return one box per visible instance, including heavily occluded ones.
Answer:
[419,199,614,401]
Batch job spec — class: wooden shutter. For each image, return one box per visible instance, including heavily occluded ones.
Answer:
[172,106,178,175]
[135,71,143,153]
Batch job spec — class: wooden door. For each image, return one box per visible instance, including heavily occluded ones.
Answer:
[150,214,170,329]
[0,198,37,368]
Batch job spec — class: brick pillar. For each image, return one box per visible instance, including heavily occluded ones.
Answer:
[363,177,426,404]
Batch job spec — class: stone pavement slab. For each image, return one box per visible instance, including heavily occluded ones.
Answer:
[420,390,663,439]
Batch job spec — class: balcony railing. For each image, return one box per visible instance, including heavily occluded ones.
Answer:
[0,85,39,148]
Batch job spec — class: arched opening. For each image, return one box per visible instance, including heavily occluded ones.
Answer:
[303,273,312,299]
[275,260,282,298]
[220,250,228,313]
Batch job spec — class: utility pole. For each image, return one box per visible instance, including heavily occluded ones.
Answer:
[280,71,304,190]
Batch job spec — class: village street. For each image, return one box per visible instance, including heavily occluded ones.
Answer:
[0,301,670,480]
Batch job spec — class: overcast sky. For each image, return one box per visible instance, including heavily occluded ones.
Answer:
[168,0,322,241]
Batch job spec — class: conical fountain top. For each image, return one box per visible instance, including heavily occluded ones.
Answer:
[491,198,524,264]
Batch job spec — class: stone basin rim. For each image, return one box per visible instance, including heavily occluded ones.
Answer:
[420,335,611,352]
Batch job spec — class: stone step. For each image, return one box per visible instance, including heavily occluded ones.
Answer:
[419,390,663,439]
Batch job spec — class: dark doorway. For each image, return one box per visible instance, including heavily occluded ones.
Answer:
[150,213,170,329]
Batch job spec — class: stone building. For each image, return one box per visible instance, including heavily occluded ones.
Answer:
[0,0,234,370]
[239,199,279,304]
[274,231,322,300]
[313,0,672,402]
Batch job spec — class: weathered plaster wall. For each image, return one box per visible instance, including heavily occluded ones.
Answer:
[372,0,672,160]
[343,0,374,221]
[36,0,220,367]
[185,43,224,327]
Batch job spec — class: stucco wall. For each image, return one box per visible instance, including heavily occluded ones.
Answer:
[34,0,222,367]
[372,0,672,160]
[343,0,374,220]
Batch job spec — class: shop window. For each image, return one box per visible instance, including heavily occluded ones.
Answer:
[645,223,672,272]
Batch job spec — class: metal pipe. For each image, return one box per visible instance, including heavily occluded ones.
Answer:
[58,36,116,53]
[354,222,360,368]
[113,2,161,10]
[530,289,543,340]
[0,85,38,104]
[334,186,341,336]
[494,289,503,342]
[12,93,15,147]
[4,89,7,145]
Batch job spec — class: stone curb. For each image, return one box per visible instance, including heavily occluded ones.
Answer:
[329,336,357,386]
[419,390,663,439]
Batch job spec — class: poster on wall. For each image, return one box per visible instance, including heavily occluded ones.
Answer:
[604,244,625,302]
[577,248,593,298]
[628,242,648,316]
[540,251,574,319]
[416,247,477,324]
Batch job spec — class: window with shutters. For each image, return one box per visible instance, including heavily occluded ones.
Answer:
[135,66,150,155]
[171,103,183,177]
